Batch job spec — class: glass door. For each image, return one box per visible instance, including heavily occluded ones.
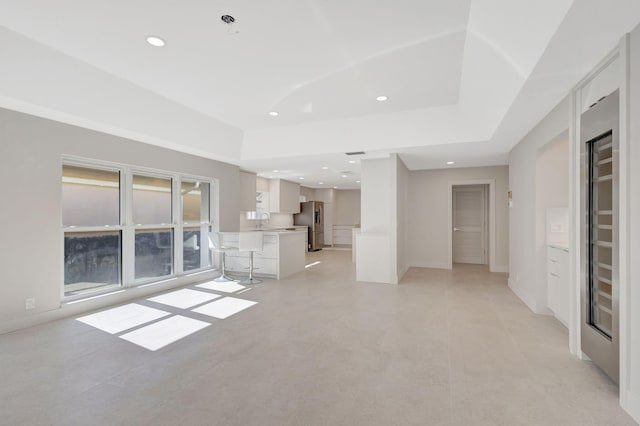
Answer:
[580,89,619,384]
[587,131,613,338]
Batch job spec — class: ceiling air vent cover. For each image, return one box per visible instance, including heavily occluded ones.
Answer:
[345,151,365,156]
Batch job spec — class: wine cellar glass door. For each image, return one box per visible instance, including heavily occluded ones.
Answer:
[580,89,619,384]
[587,131,613,338]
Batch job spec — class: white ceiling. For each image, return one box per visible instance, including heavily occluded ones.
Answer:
[1,0,640,189]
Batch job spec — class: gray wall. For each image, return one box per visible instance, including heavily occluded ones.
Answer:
[534,131,570,315]
[407,166,509,271]
[0,107,240,326]
[508,97,570,312]
[334,189,361,226]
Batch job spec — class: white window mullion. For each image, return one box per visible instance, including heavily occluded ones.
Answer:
[174,175,184,275]
[121,168,135,286]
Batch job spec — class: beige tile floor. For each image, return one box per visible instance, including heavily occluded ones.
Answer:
[0,250,636,426]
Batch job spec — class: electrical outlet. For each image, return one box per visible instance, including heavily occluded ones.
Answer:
[25,298,35,310]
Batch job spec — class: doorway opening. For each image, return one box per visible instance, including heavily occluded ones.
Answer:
[452,184,489,265]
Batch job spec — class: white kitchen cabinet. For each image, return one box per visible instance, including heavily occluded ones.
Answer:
[333,225,354,247]
[239,171,257,212]
[220,231,305,279]
[269,179,300,213]
[547,245,570,327]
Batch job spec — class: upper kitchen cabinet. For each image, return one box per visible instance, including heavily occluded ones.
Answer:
[239,171,257,212]
[269,179,301,213]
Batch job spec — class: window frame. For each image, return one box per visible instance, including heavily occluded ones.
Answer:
[61,160,124,300]
[61,156,217,301]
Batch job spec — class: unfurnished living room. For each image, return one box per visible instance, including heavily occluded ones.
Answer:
[1,1,640,425]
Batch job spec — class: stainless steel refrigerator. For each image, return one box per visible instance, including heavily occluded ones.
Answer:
[294,201,324,251]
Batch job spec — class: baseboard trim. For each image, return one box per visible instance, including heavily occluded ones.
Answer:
[408,261,450,270]
[508,278,536,312]
[396,265,409,283]
[0,270,218,335]
[623,389,640,424]
[491,264,509,273]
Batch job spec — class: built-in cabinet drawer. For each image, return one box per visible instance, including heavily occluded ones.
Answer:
[333,225,354,246]
[547,245,569,327]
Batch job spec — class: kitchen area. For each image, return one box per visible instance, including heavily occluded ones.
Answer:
[221,171,360,280]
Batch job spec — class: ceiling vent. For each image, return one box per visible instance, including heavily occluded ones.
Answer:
[345,151,365,156]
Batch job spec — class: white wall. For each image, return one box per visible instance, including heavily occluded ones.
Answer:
[357,157,393,283]
[360,159,390,234]
[0,28,243,165]
[334,190,361,226]
[395,156,409,280]
[356,155,408,284]
[509,96,570,313]
[0,107,241,331]
[407,166,509,271]
[535,132,570,316]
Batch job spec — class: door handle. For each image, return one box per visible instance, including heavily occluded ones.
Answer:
[453,227,460,232]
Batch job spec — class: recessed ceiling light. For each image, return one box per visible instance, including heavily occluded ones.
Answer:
[356,180,361,183]
[333,186,339,189]
[348,160,356,164]
[376,95,388,102]
[268,111,279,116]
[321,166,329,170]
[341,175,348,178]
[446,161,455,165]
[272,169,279,173]
[318,182,324,185]
[146,36,166,47]
[299,177,304,180]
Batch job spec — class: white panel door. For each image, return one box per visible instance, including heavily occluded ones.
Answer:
[452,185,487,264]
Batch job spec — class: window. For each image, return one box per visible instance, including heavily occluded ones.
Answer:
[62,165,122,297]
[133,174,174,280]
[62,165,120,227]
[61,160,215,299]
[182,180,212,272]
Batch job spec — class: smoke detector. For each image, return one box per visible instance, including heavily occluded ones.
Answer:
[221,15,239,34]
[221,15,235,24]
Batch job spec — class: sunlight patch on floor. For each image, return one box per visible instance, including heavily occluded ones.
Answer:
[119,315,210,351]
[76,303,170,334]
[148,288,220,309]
[192,297,257,319]
[196,281,246,293]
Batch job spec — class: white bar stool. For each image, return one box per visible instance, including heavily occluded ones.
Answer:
[208,232,238,282]
[239,231,264,285]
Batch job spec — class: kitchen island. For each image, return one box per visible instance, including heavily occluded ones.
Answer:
[220,229,306,279]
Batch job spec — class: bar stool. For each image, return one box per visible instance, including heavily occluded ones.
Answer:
[238,231,264,285]
[208,232,238,282]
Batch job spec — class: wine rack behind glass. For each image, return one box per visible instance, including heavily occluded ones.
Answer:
[587,130,614,338]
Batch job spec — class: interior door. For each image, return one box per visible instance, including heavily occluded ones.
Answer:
[452,185,487,264]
